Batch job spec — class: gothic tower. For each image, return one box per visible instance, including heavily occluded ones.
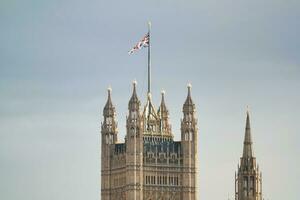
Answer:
[125,81,143,200]
[101,88,118,200]
[181,84,198,200]
[235,111,262,200]
[100,82,198,200]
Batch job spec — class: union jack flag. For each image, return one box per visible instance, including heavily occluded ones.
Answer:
[128,32,149,55]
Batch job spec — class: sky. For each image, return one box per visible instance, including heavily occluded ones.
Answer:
[0,0,299,199]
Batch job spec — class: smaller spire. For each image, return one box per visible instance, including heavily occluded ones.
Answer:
[128,80,140,109]
[142,90,159,132]
[103,86,114,115]
[158,90,169,120]
[143,91,158,119]
[243,109,253,157]
[158,90,171,135]
[183,83,195,110]
[158,90,167,113]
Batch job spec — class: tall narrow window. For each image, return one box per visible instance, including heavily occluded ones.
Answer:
[190,132,193,141]
[244,177,248,196]
[250,176,254,195]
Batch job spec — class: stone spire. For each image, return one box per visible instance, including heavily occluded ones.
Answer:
[158,90,171,135]
[235,110,263,200]
[183,83,195,113]
[128,80,140,111]
[181,83,197,138]
[181,83,198,142]
[143,92,159,132]
[101,87,118,144]
[243,110,253,158]
[158,90,168,118]
[103,87,114,116]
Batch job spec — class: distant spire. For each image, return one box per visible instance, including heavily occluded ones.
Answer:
[158,90,168,115]
[103,87,114,115]
[158,90,171,134]
[183,83,195,112]
[243,110,253,157]
[128,80,140,110]
[144,92,157,119]
[143,90,159,132]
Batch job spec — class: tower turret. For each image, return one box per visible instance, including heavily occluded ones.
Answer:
[181,83,198,200]
[102,87,118,144]
[101,87,118,200]
[181,83,197,142]
[128,80,140,115]
[126,80,142,140]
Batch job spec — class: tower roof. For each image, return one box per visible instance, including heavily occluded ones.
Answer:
[128,81,140,110]
[158,90,168,116]
[242,110,253,158]
[183,83,195,112]
[103,87,115,116]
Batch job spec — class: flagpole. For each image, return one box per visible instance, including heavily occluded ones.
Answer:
[148,21,151,94]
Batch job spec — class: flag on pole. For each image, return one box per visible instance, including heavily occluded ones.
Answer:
[128,32,149,54]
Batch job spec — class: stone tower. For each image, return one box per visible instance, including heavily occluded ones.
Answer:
[100,82,198,200]
[235,111,262,200]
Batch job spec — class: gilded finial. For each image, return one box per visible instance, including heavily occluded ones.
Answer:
[107,85,112,93]
[133,79,137,86]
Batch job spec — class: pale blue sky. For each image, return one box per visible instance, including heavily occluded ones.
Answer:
[0,0,299,199]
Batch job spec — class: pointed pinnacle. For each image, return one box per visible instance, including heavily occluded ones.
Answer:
[129,80,140,109]
[187,83,192,97]
[246,110,251,130]
[243,110,253,157]
[184,83,194,107]
[161,90,166,104]
[103,86,114,115]
[159,90,168,114]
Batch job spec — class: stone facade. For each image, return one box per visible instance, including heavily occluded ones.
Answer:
[235,111,262,200]
[101,82,198,200]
